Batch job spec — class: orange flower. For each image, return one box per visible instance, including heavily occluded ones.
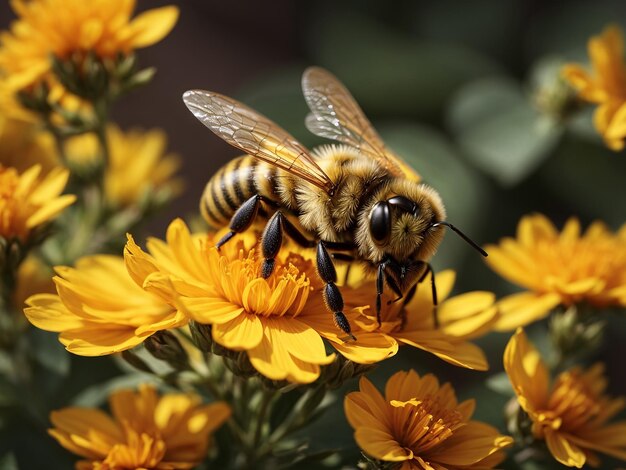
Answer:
[49,384,230,469]
[505,328,626,467]
[345,370,513,469]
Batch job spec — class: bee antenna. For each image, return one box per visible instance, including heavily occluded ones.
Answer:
[430,221,488,257]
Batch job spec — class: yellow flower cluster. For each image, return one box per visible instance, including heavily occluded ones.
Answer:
[65,124,183,207]
[0,0,179,114]
[49,384,230,470]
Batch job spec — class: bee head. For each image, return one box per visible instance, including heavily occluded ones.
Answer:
[359,180,446,263]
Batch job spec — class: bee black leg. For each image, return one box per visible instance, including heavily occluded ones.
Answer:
[216,194,263,249]
[417,263,438,328]
[399,284,418,330]
[282,217,316,248]
[260,211,285,278]
[375,262,390,327]
[384,274,403,305]
[317,241,355,341]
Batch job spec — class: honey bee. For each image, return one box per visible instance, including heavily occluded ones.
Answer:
[183,66,486,340]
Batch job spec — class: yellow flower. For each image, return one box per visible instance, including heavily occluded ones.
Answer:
[65,124,183,207]
[485,214,626,331]
[24,255,186,356]
[124,219,397,384]
[504,328,626,468]
[0,164,75,242]
[311,270,497,371]
[345,370,513,469]
[49,383,230,470]
[562,25,626,150]
[0,0,179,95]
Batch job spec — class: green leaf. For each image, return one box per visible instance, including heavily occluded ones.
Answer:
[448,77,562,186]
[29,329,70,378]
[0,453,18,470]
[308,8,501,119]
[486,372,514,397]
[378,122,491,269]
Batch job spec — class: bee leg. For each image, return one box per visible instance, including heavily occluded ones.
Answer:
[327,252,355,285]
[399,284,418,331]
[376,261,390,327]
[417,263,438,328]
[384,274,403,305]
[216,194,262,249]
[317,242,355,341]
[260,211,285,278]
[281,217,316,248]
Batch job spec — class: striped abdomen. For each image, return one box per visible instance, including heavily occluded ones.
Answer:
[201,155,284,228]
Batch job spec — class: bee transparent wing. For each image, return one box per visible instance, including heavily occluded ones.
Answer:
[302,66,421,182]
[183,89,335,193]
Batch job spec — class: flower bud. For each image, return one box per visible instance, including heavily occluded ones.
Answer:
[145,331,189,370]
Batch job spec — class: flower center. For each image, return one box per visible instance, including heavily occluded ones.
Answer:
[532,236,626,300]
[100,427,166,470]
[213,247,313,318]
[391,395,463,455]
[543,368,602,432]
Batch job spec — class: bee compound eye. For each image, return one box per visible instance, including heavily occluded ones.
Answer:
[370,202,391,245]
[388,195,418,216]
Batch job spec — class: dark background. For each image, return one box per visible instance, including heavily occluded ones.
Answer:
[2,1,626,468]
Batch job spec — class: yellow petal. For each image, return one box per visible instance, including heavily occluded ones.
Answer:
[545,430,586,468]
[26,194,76,228]
[211,312,263,350]
[354,427,412,462]
[24,294,85,331]
[503,328,550,413]
[331,332,398,364]
[60,326,146,356]
[179,297,244,324]
[494,292,561,331]
[127,6,179,48]
[426,421,513,466]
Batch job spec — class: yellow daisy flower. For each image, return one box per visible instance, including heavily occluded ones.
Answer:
[309,270,497,371]
[562,25,626,150]
[24,255,186,356]
[485,213,626,331]
[65,124,183,207]
[505,328,626,468]
[49,383,230,470]
[345,370,513,469]
[0,0,179,96]
[124,219,397,384]
[0,164,75,242]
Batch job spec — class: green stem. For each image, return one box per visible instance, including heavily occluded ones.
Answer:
[253,388,276,448]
